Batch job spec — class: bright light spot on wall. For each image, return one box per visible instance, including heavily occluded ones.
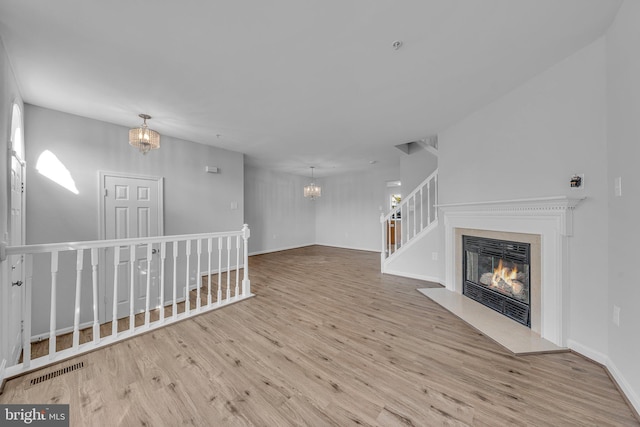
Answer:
[36,150,79,195]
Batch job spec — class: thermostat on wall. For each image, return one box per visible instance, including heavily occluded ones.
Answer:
[570,173,584,189]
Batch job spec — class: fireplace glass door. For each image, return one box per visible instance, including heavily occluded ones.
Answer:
[463,236,531,327]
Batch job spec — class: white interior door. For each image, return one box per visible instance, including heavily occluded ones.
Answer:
[102,174,163,322]
[8,154,25,364]
[7,102,25,365]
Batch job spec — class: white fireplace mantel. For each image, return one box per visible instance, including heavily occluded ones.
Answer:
[438,196,584,347]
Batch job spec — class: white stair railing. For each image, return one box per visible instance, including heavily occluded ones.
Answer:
[380,170,438,268]
[1,225,252,381]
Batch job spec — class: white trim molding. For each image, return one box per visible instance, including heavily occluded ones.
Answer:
[439,196,584,347]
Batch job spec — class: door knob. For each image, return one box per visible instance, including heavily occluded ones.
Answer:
[12,280,23,287]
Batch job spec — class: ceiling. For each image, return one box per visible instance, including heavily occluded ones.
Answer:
[0,0,621,177]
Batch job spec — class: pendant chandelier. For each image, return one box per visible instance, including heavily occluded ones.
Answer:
[304,166,322,200]
[129,114,160,154]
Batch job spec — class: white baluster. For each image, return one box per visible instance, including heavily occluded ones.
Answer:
[172,241,178,319]
[427,181,431,226]
[405,203,409,243]
[196,239,202,310]
[145,244,152,326]
[160,242,166,323]
[185,240,191,314]
[387,219,391,256]
[394,215,398,253]
[413,195,417,238]
[23,254,33,368]
[434,174,438,220]
[242,225,251,296]
[207,238,213,306]
[72,249,84,350]
[420,187,424,232]
[379,213,386,266]
[112,247,120,337]
[235,235,240,298]
[129,244,135,332]
[226,236,232,301]
[91,248,99,344]
[217,237,222,303]
[49,250,58,359]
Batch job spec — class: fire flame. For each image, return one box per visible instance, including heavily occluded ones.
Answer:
[491,259,519,289]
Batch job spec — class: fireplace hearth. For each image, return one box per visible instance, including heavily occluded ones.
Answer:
[463,235,531,327]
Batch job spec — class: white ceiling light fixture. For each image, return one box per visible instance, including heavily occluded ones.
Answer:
[129,114,160,155]
[304,166,321,200]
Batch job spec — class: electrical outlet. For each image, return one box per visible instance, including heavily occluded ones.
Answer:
[432,252,438,261]
[613,305,621,326]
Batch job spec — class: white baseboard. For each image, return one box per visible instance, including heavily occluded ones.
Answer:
[250,243,380,256]
[567,339,640,416]
[249,243,315,256]
[313,243,379,253]
[567,339,608,365]
[606,357,640,417]
[383,268,443,285]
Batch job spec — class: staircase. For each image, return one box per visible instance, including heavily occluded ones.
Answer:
[380,169,438,273]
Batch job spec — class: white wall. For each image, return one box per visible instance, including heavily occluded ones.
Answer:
[24,105,245,336]
[25,105,244,243]
[383,222,443,283]
[315,165,399,252]
[400,145,438,194]
[606,0,640,410]
[0,37,24,373]
[439,39,609,358]
[244,165,315,254]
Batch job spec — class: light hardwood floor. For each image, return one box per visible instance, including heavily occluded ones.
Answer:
[1,246,638,426]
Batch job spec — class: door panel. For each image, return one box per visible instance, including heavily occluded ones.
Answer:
[103,175,162,322]
[9,155,25,363]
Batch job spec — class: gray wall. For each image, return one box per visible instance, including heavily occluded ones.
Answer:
[25,105,244,243]
[24,105,245,336]
[439,38,609,358]
[399,145,438,195]
[315,165,399,252]
[244,165,315,254]
[606,0,640,411]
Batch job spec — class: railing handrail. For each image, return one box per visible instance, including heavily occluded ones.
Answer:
[382,168,438,223]
[1,225,252,383]
[6,228,247,255]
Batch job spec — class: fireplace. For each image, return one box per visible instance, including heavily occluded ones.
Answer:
[462,235,531,327]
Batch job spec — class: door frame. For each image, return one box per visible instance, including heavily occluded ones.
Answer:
[98,171,164,240]
[98,171,164,323]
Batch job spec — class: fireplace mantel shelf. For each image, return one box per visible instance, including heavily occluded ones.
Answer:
[436,195,585,211]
